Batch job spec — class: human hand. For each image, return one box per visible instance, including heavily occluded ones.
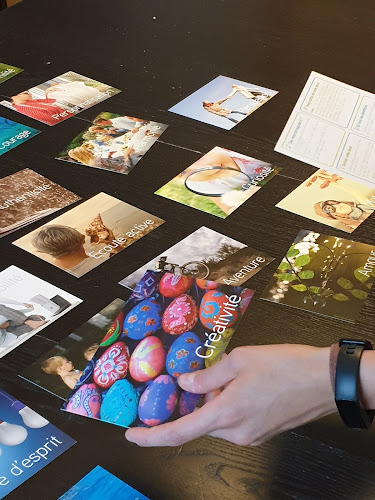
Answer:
[125,344,335,447]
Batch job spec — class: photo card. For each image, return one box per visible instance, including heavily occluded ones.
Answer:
[0,168,80,237]
[169,75,277,130]
[56,112,168,175]
[13,193,165,278]
[0,266,82,358]
[63,270,254,428]
[0,117,39,156]
[0,71,120,125]
[0,389,75,500]
[0,63,22,84]
[58,466,150,500]
[261,229,375,322]
[119,226,273,290]
[155,146,281,218]
[20,299,126,401]
[276,169,375,233]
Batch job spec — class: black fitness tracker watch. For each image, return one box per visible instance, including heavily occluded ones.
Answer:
[335,339,374,429]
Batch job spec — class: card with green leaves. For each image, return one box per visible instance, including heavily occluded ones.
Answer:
[261,229,375,322]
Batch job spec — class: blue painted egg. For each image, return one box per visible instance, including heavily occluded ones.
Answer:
[199,290,239,330]
[123,297,162,340]
[166,331,204,378]
[138,374,178,426]
[179,391,202,416]
[100,379,139,427]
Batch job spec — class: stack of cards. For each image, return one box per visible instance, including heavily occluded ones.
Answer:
[0,169,80,237]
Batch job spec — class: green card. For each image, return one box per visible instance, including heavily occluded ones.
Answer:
[0,63,23,84]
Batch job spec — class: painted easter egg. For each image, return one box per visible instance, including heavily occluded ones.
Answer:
[100,310,125,347]
[65,383,101,419]
[129,336,166,382]
[159,273,194,298]
[123,297,162,340]
[132,270,158,300]
[162,294,198,335]
[199,290,239,330]
[195,279,219,290]
[179,390,202,416]
[93,341,130,389]
[74,358,96,389]
[100,379,139,427]
[138,374,178,426]
[239,288,254,315]
[166,331,204,378]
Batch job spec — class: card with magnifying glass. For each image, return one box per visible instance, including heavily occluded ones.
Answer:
[261,229,375,322]
[155,146,281,218]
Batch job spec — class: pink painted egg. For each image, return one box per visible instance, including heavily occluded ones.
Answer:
[195,279,219,290]
[239,288,255,315]
[138,374,178,426]
[159,273,194,298]
[93,341,130,389]
[162,294,198,335]
[199,290,239,330]
[65,383,101,419]
[129,336,166,382]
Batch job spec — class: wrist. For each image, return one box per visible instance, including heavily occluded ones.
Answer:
[313,347,337,416]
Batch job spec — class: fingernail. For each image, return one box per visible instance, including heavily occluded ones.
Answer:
[125,431,135,443]
[180,372,195,385]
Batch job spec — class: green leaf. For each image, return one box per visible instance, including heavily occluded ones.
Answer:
[349,289,368,300]
[298,270,314,279]
[354,268,370,283]
[333,293,349,301]
[277,261,291,271]
[322,289,334,297]
[276,273,297,282]
[337,277,353,290]
[309,286,322,294]
[294,255,311,267]
[291,284,307,292]
[286,248,299,258]
[365,282,373,289]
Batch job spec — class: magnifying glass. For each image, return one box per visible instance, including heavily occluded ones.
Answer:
[184,166,252,197]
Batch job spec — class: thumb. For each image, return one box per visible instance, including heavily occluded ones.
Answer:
[178,354,235,394]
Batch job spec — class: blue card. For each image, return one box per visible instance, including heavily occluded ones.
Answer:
[0,117,39,156]
[59,466,149,500]
[0,389,75,499]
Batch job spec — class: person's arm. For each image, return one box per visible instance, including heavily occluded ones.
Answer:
[126,344,336,447]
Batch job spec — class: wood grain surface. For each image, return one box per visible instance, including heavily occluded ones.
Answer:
[1,0,375,498]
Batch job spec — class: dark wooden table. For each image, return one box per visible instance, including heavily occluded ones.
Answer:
[1,0,375,498]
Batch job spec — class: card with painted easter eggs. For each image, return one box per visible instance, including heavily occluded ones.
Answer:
[62,270,254,428]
